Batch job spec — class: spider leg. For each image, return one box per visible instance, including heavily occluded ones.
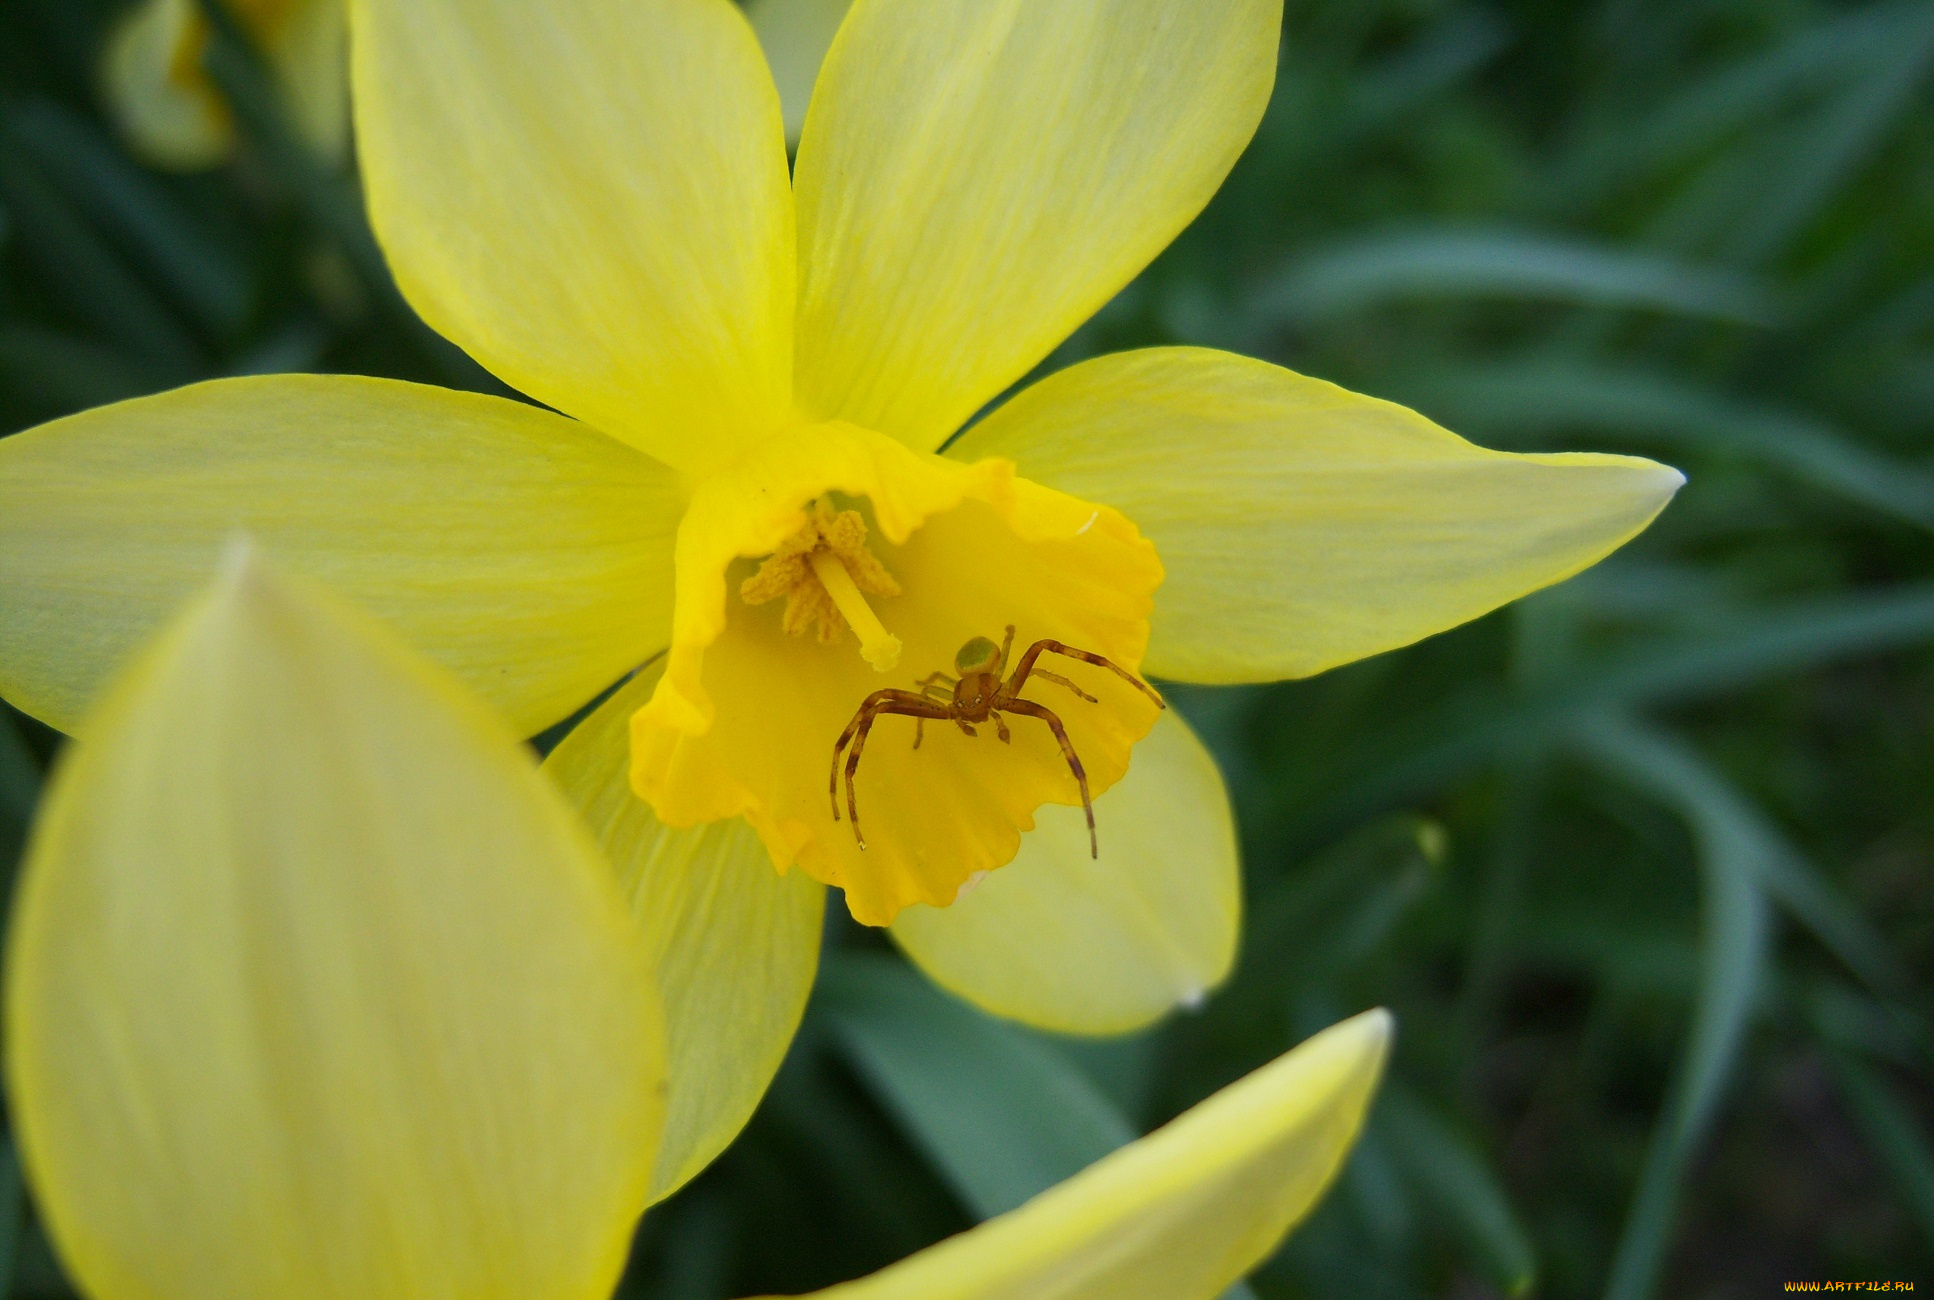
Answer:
[841,694,952,849]
[833,689,943,820]
[1031,668,1098,704]
[1002,699,1097,858]
[914,671,956,692]
[995,623,1016,675]
[1006,640,1164,710]
[913,683,953,749]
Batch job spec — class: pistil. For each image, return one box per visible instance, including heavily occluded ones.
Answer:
[808,550,902,672]
[740,500,903,671]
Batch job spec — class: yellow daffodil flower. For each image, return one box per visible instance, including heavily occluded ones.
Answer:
[6,552,1393,1298]
[103,0,347,169]
[0,0,1679,1203]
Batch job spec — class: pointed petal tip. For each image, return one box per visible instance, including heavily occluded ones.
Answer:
[217,531,259,579]
[1632,457,1689,497]
[1347,1006,1397,1057]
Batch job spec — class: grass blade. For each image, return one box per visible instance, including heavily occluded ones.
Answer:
[817,952,1134,1220]
[1549,2,1911,212]
[1821,1047,1934,1253]
[1404,360,1934,531]
[1730,3,1934,264]
[0,119,201,377]
[0,1139,19,1300]
[10,101,252,337]
[1573,717,1773,1300]
[1249,227,1777,329]
[1288,583,1934,843]
[1379,1084,1537,1296]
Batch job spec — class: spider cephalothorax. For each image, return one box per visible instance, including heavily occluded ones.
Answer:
[829,625,1165,858]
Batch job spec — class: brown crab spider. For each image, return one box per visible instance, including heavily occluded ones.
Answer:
[829,624,1166,859]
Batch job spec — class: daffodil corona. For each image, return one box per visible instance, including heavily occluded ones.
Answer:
[628,418,1165,923]
[0,0,1681,1201]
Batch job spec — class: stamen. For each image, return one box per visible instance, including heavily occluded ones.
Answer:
[809,550,902,672]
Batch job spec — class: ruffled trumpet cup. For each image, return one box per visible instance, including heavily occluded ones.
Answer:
[632,421,1165,924]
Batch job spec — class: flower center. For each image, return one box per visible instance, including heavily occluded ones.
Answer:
[629,420,1164,924]
[739,500,904,672]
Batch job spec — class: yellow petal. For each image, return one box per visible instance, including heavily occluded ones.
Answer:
[745,0,854,145]
[956,348,1686,683]
[545,664,826,1204]
[349,0,796,471]
[0,374,678,737]
[101,0,232,171]
[629,422,1163,926]
[6,554,664,1300]
[779,1009,1392,1300]
[793,0,1281,451]
[889,709,1237,1035]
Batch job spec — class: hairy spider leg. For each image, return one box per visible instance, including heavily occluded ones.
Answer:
[1030,668,1098,703]
[1001,698,1097,858]
[911,674,955,749]
[831,688,947,820]
[1005,640,1165,711]
[994,623,1017,675]
[834,690,952,848]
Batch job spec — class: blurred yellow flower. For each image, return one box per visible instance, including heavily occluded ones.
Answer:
[0,0,1679,1203]
[4,554,1393,1297]
[103,0,347,169]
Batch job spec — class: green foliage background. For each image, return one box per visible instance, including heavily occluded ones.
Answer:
[2,0,1933,1296]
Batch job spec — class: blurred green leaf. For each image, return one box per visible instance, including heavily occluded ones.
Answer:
[818,952,1135,1219]
[1549,1,1918,213]
[0,1139,19,1300]
[1406,360,1934,531]
[1822,1047,1934,1255]
[1379,1084,1538,1296]
[1248,816,1442,989]
[10,101,251,337]
[0,323,163,414]
[1575,716,1773,1300]
[1728,1,1934,265]
[1296,583,1934,841]
[0,118,201,378]
[1249,228,1777,329]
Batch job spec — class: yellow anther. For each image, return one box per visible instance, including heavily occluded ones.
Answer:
[810,549,902,672]
[741,500,903,671]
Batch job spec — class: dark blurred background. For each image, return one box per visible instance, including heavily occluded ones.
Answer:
[2,1,1932,1297]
